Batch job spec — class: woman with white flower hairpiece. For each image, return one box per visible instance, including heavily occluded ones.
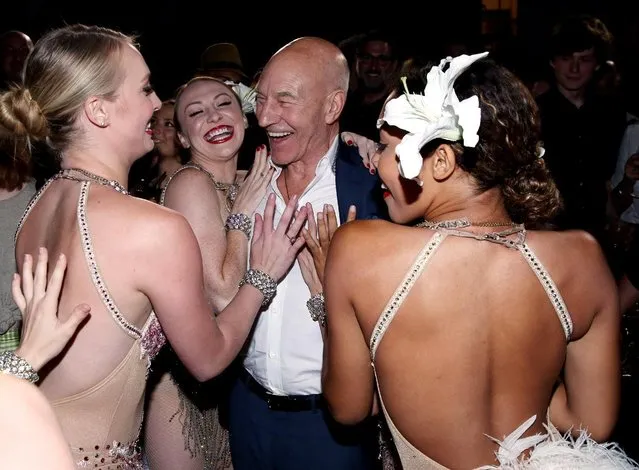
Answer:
[321,52,639,469]
[142,76,271,470]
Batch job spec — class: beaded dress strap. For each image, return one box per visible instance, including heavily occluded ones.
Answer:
[370,232,446,361]
[78,182,142,340]
[160,163,198,205]
[159,163,219,206]
[518,243,573,341]
[14,176,58,244]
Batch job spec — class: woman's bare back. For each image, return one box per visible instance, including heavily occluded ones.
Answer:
[15,179,163,401]
[349,221,604,468]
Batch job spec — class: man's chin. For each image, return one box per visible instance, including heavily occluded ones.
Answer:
[558,79,589,92]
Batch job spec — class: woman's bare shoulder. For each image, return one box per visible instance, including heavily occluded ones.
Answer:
[92,191,196,250]
[330,220,435,268]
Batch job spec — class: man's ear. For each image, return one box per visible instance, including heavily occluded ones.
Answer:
[324,90,346,125]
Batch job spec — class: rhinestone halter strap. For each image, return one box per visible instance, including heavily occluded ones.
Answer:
[369,220,573,362]
[14,176,167,358]
[370,232,446,360]
[159,162,239,212]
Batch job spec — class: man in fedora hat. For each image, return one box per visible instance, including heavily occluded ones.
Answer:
[199,42,250,85]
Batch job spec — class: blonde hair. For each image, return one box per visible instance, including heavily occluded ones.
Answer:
[173,76,241,133]
[0,24,135,171]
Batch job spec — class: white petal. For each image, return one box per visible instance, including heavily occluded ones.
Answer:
[452,95,481,148]
[395,133,425,180]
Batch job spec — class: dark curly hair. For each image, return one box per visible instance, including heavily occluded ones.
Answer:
[397,58,562,227]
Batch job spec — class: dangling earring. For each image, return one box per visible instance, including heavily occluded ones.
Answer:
[415,177,424,187]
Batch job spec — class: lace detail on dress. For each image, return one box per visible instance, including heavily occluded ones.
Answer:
[370,232,445,360]
[517,243,573,341]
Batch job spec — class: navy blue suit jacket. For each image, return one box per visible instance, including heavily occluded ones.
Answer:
[334,139,388,223]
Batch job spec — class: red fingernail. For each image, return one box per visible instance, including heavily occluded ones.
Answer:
[347,140,353,145]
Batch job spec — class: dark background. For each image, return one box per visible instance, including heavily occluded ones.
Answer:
[3,0,639,110]
[3,0,639,460]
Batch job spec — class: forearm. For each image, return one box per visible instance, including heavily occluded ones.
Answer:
[197,284,265,380]
[205,231,249,311]
[549,381,617,441]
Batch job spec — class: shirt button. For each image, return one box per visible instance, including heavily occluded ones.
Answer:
[269,352,277,358]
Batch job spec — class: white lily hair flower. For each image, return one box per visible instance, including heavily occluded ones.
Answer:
[377,51,489,182]
[226,81,257,115]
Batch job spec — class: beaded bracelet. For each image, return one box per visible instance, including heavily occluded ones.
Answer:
[225,213,252,239]
[0,351,39,383]
[239,269,277,307]
[307,292,327,327]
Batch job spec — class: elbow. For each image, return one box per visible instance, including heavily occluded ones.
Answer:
[324,389,371,426]
[326,403,370,426]
[190,361,226,382]
[206,284,235,312]
[581,418,616,442]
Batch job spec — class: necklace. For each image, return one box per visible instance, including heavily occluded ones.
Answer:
[415,217,520,230]
[415,216,526,249]
[58,168,129,195]
[186,162,239,212]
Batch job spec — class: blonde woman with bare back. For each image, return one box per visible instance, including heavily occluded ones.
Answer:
[0,24,306,469]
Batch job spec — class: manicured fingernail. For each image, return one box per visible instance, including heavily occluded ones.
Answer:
[347,140,353,145]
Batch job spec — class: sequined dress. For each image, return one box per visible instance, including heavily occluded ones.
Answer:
[15,179,166,469]
[141,164,233,470]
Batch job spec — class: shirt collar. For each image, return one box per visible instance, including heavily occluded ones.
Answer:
[270,135,339,178]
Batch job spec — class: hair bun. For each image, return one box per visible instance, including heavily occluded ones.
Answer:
[0,87,50,141]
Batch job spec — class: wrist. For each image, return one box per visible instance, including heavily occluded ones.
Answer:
[309,281,323,296]
[225,213,252,239]
[239,269,277,307]
[307,292,327,327]
[0,350,39,383]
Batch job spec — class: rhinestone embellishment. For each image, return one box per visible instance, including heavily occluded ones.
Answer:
[370,232,445,360]
[518,243,573,341]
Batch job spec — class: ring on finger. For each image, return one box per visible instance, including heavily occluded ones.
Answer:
[287,235,296,244]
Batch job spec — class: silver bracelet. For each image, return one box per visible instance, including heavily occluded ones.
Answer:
[225,213,252,239]
[239,269,277,307]
[0,351,39,383]
[307,292,327,327]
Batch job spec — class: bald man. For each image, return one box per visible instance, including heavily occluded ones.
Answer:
[0,30,33,88]
[228,37,386,469]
